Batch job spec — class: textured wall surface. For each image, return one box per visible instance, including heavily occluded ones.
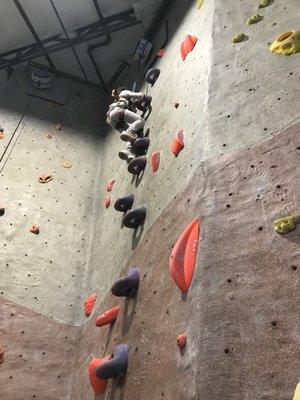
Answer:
[0,0,299,398]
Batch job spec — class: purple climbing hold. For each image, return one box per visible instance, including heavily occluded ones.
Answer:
[111,267,140,297]
[123,206,147,229]
[114,194,134,213]
[127,156,147,175]
[145,68,160,86]
[136,95,152,112]
[96,344,129,379]
[132,137,150,156]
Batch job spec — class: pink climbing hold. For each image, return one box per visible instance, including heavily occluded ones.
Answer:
[88,357,110,395]
[106,179,115,192]
[157,48,165,57]
[104,195,111,209]
[84,294,97,316]
[170,129,184,157]
[180,35,198,61]
[151,151,161,173]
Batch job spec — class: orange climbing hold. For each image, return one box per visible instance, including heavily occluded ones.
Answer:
[169,218,200,292]
[180,35,198,61]
[29,225,40,234]
[177,333,187,349]
[96,305,120,327]
[151,151,161,173]
[170,129,184,157]
[106,179,115,192]
[88,357,110,395]
[104,195,111,209]
[84,294,97,316]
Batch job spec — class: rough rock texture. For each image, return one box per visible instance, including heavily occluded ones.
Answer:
[1,124,298,399]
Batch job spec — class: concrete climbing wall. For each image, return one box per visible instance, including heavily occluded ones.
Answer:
[0,0,299,399]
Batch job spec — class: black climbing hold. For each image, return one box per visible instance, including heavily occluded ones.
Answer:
[127,156,147,175]
[96,344,129,379]
[114,194,134,213]
[132,137,150,156]
[111,267,140,297]
[123,206,147,229]
[136,95,152,112]
[145,68,160,87]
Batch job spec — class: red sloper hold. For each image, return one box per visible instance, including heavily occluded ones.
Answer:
[95,306,120,327]
[170,129,184,157]
[88,357,110,395]
[180,35,198,61]
[151,151,161,173]
[177,333,187,349]
[169,218,200,292]
[106,179,115,192]
[104,195,111,209]
[84,294,97,316]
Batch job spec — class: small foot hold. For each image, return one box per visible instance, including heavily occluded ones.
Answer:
[0,131,4,140]
[55,123,62,130]
[273,214,300,235]
[157,48,165,57]
[114,193,134,213]
[181,35,198,61]
[232,33,245,43]
[246,13,263,25]
[62,162,72,169]
[145,68,161,86]
[38,174,53,184]
[96,305,120,327]
[127,156,147,175]
[84,294,97,316]
[270,30,300,55]
[123,206,147,229]
[29,225,39,234]
[151,151,161,173]
[104,195,111,209]
[177,333,187,349]
[106,179,115,192]
[258,0,270,8]
[0,205,5,217]
[171,129,184,157]
[96,344,129,380]
[132,137,150,156]
[89,357,109,395]
[111,267,140,297]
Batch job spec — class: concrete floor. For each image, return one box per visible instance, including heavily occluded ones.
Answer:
[0,0,299,398]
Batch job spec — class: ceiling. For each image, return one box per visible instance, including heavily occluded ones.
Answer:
[0,0,166,90]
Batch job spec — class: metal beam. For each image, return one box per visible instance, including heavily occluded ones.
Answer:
[0,9,140,71]
[13,0,55,69]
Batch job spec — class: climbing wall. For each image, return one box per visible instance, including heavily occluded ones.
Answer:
[0,0,299,399]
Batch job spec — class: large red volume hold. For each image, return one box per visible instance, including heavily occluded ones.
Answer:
[84,294,97,316]
[88,357,110,395]
[104,195,111,209]
[96,306,120,327]
[170,129,184,157]
[151,151,161,173]
[106,179,115,192]
[169,218,200,292]
[180,35,198,61]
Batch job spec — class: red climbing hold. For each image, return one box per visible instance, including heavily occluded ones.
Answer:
[177,333,187,349]
[104,195,111,209]
[88,357,110,395]
[169,218,200,292]
[151,151,161,173]
[106,179,115,192]
[95,305,120,327]
[157,48,165,57]
[84,294,97,316]
[170,129,184,157]
[180,35,198,61]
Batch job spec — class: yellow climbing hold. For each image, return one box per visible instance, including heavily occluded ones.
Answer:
[273,214,300,235]
[232,33,245,43]
[258,0,270,8]
[293,383,300,400]
[270,30,300,55]
[247,14,263,25]
[196,0,204,9]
